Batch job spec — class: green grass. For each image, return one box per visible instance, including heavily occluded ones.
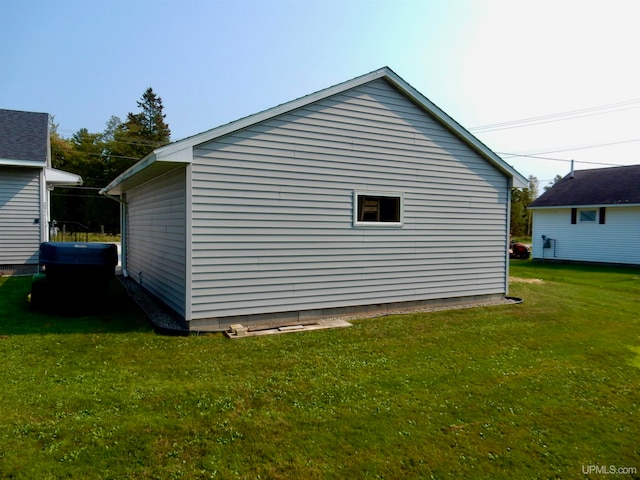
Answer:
[1,262,639,479]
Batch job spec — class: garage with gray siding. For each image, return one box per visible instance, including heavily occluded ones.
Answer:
[102,67,527,331]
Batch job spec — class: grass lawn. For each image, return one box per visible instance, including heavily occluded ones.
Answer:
[0,262,639,479]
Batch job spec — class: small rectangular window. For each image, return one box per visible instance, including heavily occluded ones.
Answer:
[354,192,403,226]
[579,209,597,222]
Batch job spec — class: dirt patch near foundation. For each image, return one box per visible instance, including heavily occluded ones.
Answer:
[510,277,544,284]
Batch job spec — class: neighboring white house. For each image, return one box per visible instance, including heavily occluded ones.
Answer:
[0,109,82,269]
[101,67,528,332]
[528,164,640,265]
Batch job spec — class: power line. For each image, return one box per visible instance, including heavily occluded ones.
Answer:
[497,135,640,167]
[56,128,168,149]
[497,152,624,167]
[470,98,640,133]
[510,137,640,157]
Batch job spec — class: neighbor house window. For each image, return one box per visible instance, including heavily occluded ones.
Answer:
[579,209,597,222]
[354,192,403,226]
[571,207,605,224]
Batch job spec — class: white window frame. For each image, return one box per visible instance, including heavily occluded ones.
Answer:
[353,191,404,227]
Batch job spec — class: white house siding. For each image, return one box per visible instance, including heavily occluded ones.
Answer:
[532,207,640,265]
[126,167,187,316]
[0,167,41,265]
[189,78,509,322]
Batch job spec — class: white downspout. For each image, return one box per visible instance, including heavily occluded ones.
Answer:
[120,195,128,277]
[43,115,52,242]
[39,169,48,242]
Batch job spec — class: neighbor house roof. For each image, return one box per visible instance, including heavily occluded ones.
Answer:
[0,108,83,186]
[529,164,640,208]
[101,67,528,195]
[0,108,50,166]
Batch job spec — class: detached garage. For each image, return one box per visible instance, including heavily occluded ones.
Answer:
[101,67,527,332]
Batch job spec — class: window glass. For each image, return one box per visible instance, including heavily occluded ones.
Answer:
[354,193,402,225]
[579,209,597,222]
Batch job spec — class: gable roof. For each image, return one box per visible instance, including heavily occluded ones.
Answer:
[529,164,640,208]
[0,108,50,166]
[102,67,528,195]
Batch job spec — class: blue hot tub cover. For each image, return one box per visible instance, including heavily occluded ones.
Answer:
[39,242,118,267]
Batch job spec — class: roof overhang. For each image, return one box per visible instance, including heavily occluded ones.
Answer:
[100,147,192,196]
[0,158,47,167]
[101,67,528,195]
[528,203,640,210]
[45,168,83,186]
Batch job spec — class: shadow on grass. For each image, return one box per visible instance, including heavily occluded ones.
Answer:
[0,275,153,335]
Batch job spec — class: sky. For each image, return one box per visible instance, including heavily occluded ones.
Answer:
[2,0,640,189]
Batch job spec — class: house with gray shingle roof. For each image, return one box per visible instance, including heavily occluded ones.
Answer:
[528,164,640,265]
[0,108,82,269]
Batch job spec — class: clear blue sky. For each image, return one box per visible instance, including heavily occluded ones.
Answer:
[2,0,639,187]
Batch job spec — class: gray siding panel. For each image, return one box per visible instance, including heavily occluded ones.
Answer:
[126,167,187,316]
[0,167,41,264]
[190,78,508,320]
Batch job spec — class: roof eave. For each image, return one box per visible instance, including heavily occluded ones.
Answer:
[100,152,158,195]
[100,148,192,196]
[529,202,640,210]
[45,168,83,186]
[0,158,47,167]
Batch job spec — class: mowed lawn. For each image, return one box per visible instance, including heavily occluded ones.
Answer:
[0,262,638,479]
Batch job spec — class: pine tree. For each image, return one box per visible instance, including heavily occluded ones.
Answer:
[544,174,564,192]
[510,176,538,237]
[104,88,171,180]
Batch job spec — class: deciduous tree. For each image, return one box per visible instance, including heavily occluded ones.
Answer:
[510,175,538,237]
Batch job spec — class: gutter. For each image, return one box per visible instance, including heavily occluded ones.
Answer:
[100,151,158,196]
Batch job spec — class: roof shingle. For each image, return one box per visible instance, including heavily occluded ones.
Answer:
[0,108,49,162]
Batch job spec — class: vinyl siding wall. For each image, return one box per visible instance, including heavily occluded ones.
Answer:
[532,206,640,265]
[0,167,41,265]
[190,78,509,321]
[126,167,187,316]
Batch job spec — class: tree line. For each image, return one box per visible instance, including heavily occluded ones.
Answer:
[49,88,171,233]
[510,175,563,238]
